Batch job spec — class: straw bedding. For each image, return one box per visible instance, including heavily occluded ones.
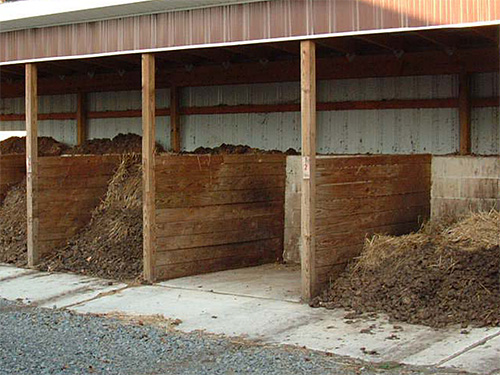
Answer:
[39,155,143,281]
[312,210,500,328]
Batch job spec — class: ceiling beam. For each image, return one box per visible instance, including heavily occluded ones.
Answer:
[1,47,498,98]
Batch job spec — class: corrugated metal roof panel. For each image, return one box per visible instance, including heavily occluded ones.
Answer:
[0,0,265,32]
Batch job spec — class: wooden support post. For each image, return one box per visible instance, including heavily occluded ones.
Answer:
[76,92,87,146]
[142,53,156,282]
[300,40,317,303]
[26,63,39,267]
[459,72,472,155]
[170,86,181,152]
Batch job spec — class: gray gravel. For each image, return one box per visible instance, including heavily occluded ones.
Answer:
[0,299,467,375]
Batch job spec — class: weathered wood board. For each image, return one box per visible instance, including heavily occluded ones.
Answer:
[37,155,120,256]
[154,154,286,281]
[0,154,26,204]
[283,154,432,292]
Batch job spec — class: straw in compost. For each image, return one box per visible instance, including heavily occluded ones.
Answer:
[39,155,143,281]
[0,180,27,266]
[312,210,500,328]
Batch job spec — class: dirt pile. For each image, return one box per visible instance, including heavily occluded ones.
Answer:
[0,136,68,156]
[39,155,143,281]
[67,133,164,155]
[0,180,27,266]
[191,143,298,155]
[312,210,500,328]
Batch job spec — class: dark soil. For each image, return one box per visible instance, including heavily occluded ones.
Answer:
[39,156,142,281]
[66,133,164,155]
[0,180,27,266]
[190,143,298,155]
[312,224,500,328]
[0,136,68,156]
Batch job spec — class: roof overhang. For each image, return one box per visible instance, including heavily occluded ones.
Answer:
[0,0,265,33]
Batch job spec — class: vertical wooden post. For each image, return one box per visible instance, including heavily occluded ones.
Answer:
[26,63,39,267]
[76,92,87,146]
[142,53,156,282]
[300,40,317,302]
[170,86,181,152]
[459,72,472,155]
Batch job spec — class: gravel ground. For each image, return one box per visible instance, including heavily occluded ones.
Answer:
[0,299,467,375]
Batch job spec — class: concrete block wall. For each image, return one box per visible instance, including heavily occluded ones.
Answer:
[431,156,500,219]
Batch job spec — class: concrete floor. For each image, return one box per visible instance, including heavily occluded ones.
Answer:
[1,263,499,374]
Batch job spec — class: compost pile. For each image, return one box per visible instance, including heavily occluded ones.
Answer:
[0,136,68,156]
[66,133,164,155]
[39,155,143,281]
[0,180,27,266]
[312,210,500,328]
[191,143,298,155]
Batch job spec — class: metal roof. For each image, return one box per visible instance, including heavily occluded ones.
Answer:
[0,0,265,32]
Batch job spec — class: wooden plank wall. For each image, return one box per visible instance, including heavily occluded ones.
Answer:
[0,154,26,204]
[38,155,120,256]
[154,154,286,281]
[314,155,432,289]
[432,156,500,219]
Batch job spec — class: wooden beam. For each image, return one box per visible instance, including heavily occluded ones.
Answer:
[1,48,498,98]
[170,86,181,152]
[26,63,39,267]
[459,72,472,155]
[76,92,87,146]
[142,53,156,283]
[300,40,317,303]
[0,97,498,123]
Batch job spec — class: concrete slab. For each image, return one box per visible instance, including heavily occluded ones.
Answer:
[441,333,500,374]
[0,270,127,308]
[0,264,36,281]
[269,310,500,366]
[160,263,301,302]
[2,265,500,374]
[72,285,317,339]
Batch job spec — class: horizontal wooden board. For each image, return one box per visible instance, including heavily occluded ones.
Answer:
[316,192,430,219]
[317,163,431,185]
[156,154,286,166]
[156,175,285,194]
[316,154,432,170]
[157,224,283,251]
[156,188,284,209]
[156,201,283,223]
[157,238,282,267]
[156,248,278,281]
[317,177,430,199]
[155,161,285,177]
[316,205,429,231]
[38,155,121,256]
[157,214,282,238]
[154,154,286,281]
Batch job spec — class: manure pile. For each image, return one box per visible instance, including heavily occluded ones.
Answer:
[0,180,27,266]
[39,155,143,281]
[312,210,500,328]
[67,133,164,155]
[0,136,68,156]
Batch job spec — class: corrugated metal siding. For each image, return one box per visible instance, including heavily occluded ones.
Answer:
[0,74,497,154]
[0,94,77,145]
[2,0,500,63]
[181,75,461,154]
[471,72,499,155]
[87,88,171,148]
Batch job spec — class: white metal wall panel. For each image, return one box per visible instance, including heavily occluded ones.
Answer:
[182,112,300,151]
[88,116,171,149]
[318,75,457,101]
[471,73,499,155]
